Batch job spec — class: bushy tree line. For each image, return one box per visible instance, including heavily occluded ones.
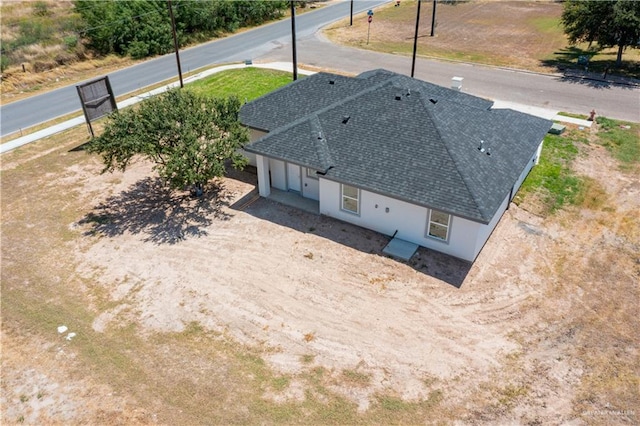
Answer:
[74,0,288,59]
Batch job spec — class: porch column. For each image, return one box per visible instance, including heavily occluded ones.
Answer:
[535,140,544,165]
[256,154,271,197]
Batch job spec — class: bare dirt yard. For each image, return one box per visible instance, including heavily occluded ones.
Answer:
[1,123,638,424]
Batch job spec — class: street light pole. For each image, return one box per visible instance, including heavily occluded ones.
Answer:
[411,0,422,78]
[167,0,183,88]
[290,1,298,81]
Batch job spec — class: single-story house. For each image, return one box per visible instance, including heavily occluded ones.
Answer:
[239,69,552,262]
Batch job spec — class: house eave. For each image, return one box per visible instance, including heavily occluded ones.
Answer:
[242,146,322,173]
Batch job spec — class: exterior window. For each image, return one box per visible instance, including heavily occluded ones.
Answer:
[428,210,450,241]
[306,168,318,180]
[341,184,359,214]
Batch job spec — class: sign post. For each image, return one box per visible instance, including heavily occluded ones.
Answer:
[76,76,117,138]
[367,10,374,45]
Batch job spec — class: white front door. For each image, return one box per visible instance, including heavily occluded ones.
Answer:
[287,163,301,192]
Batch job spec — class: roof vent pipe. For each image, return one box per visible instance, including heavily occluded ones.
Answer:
[486,147,492,156]
[329,79,335,85]
[342,115,351,124]
[429,98,437,104]
[395,94,402,100]
[478,140,485,153]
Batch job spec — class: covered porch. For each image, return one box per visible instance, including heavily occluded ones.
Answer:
[267,188,319,215]
[255,154,321,213]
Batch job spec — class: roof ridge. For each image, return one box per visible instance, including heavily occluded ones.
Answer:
[418,93,488,221]
[247,77,397,151]
[309,115,334,172]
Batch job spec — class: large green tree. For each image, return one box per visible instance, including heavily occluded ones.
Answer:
[87,89,248,195]
[561,0,640,67]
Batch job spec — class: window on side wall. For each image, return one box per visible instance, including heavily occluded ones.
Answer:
[306,168,318,180]
[341,184,359,214]
[427,209,450,241]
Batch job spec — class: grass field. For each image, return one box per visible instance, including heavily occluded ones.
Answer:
[187,67,295,101]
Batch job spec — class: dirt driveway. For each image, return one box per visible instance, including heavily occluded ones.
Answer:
[1,126,638,424]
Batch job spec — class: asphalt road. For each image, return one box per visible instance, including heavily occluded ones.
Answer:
[261,34,639,123]
[0,0,387,137]
[2,0,638,137]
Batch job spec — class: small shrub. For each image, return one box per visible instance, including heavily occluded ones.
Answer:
[303,332,315,342]
[0,55,10,72]
[63,35,78,50]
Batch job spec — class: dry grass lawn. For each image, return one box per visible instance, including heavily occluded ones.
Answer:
[324,0,640,75]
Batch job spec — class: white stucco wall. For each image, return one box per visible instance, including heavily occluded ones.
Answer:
[473,192,509,256]
[243,128,268,166]
[318,179,508,262]
[512,140,543,200]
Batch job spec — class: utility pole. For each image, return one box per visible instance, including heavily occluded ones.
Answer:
[350,0,353,26]
[167,0,183,88]
[290,1,298,81]
[430,0,437,37]
[411,0,422,78]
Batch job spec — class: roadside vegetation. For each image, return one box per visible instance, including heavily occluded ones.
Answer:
[73,0,288,59]
[516,119,639,215]
[0,0,316,103]
[2,68,638,424]
[1,0,289,70]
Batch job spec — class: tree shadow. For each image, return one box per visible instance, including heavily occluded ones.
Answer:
[541,46,639,89]
[540,46,598,72]
[78,177,232,244]
[236,195,471,288]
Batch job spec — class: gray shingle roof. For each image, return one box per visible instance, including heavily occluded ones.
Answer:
[240,69,552,224]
